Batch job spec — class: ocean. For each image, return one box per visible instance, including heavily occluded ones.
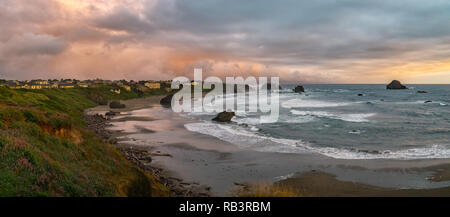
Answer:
[184,84,450,160]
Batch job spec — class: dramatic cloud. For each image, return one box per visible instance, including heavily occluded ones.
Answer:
[2,33,68,56]
[0,0,449,83]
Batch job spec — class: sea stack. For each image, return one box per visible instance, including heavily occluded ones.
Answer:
[212,111,235,122]
[386,80,407,90]
[294,85,305,93]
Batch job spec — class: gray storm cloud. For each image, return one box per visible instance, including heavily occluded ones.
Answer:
[2,33,68,56]
[0,0,449,83]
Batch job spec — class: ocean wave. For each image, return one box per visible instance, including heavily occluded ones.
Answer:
[184,122,450,160]
[282,99,352,108]
[391,100,447,105]
[290,110,375,122]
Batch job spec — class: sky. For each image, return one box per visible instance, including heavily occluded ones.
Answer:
[0,0,450,83]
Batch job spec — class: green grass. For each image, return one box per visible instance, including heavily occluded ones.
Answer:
[0,86,170,197]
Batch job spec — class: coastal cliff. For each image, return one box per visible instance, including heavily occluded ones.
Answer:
[0,85,170,196]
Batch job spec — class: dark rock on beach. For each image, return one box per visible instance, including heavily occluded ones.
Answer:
[387,80,407,90]
[110,101,126,109]
[160,94,174,108]
[106,111,120,117]
[139,155,153,163]
[294,85,305,93]
[212,111,236,122]
[84,114,112,140]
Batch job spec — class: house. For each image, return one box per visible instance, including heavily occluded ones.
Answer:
[33,80,49,85]
[50,83,59,88]
[59,83,75,89]
[121,85,131,91]
[145,82,161,89]
[77,83,89,88]
[116,82,131,91]
[6,81,19,89]
[29,83,43,89]
[61,79,73,84]
[20,82,30,89]
[110,89,121,94]
[136,84,150,92]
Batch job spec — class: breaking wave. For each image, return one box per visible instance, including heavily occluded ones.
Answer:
[184,122,450,160]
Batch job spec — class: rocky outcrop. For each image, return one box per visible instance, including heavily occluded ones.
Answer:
[106,111,120,117]
[294,85,305,93]
[386,80,407,90]
[212,111,235,122]
[160,94,174,108]
[84,114,113,141]
[110,101,126,109]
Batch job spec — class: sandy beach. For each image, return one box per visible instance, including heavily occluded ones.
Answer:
[85,96,450,196]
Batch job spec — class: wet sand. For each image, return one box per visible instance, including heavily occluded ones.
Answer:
[87,96,450,196]
[278,171,450,197]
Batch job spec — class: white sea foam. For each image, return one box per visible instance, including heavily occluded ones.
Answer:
[290,110,375,122]
[274,173,295,181]
[282,99,352,109]
[284,115,316,123]
[184,122,450,160]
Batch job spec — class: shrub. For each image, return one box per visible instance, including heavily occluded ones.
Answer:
[49,117,72,129]
[0,136,11,149]
[23,110,44,124]
[0,108,24,122]
[22,149,38,166]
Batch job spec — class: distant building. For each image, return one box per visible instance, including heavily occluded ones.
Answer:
[59,83,75,89]
[122,85,131,91]
[20,83,30,89]
[6,81,19,89]
[110,89,121,94]
[77,83,89,88]
[50,83,59,88]
[145,82,161,89]
[136,84,150,92]
[33,80,49,85]
[29,83,43,89]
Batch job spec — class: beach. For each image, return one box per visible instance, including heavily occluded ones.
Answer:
[84,93,450,196]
